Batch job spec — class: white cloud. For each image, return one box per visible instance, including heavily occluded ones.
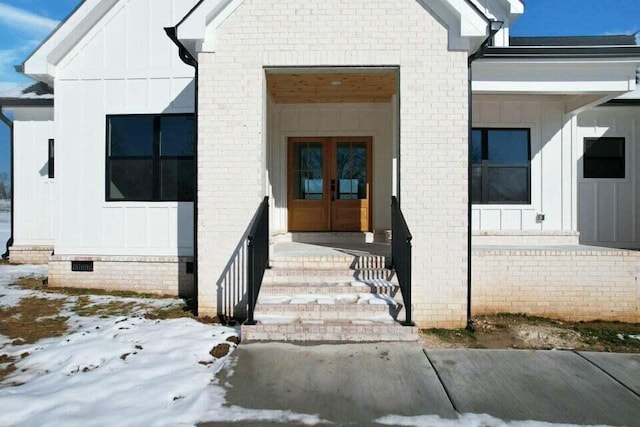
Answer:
[0,47,23,68]
[0,3,59,34]
[0,81,27,96]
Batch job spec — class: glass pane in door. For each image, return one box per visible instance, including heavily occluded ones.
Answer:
[292,142,324,200]
[336,142,367,200]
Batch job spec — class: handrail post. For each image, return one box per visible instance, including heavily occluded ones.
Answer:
[245,197,269,326]
[246,236,256,325]
[391,196,415,327]
[404,237,414,326]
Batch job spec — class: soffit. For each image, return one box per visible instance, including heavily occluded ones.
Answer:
[266,73,397,104]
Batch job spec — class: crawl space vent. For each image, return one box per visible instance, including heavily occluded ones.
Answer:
[71,261,94,272]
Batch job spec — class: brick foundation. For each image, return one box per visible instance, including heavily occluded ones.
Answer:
[48,255,195,298]
[9,245,53,265]
[472,247,640,322]
[473,231,580,246]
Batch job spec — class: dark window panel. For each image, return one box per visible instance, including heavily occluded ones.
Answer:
[48,139,54,178]
[487,167,529,203]
[160,115,195,156]
[487,129,529,165]
[160,159,195,201]
[108,116,154,157]
[108,158,153,200]
[471,166,482,203]
[471,130,482,164]
[584,159,625,179]
[584,138,625,179]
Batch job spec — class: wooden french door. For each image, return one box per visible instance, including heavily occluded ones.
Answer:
[287,137,372,232]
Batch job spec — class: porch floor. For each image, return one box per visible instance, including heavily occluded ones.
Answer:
[273,242,638,258]
[271,241,391,259]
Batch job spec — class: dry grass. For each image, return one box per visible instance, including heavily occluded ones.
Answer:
[14,277,196,320]
[73,296,138,318]
[15,277,174,300]
[0,296,68,346]
[422,313,640,353]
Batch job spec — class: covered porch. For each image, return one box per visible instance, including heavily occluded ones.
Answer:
[265,68,399,239]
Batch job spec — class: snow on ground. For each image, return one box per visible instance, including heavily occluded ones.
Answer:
[0,207,10,250]
[376,413,612,427]
[0,265,324,426]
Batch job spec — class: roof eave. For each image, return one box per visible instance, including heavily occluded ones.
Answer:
[482,46,640,60]
[0,99,54,108]
[21,0,119,84]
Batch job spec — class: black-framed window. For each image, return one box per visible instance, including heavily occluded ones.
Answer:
[48,139,54,178]
[472,128,531,204]
[583,137,625,179]
[106,114,194,201]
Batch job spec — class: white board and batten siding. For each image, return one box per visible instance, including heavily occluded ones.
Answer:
[577,106,640,248]
[472,95,574,234]
[267,100,394,234]
[54,0,198,256]
[12,108,55,246]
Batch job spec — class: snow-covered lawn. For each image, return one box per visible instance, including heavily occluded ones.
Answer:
[0,205,9,250]
[0,265,245,426]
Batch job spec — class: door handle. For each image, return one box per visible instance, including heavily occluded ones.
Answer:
[330,179,336,201]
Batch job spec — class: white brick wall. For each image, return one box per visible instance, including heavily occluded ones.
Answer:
[197,0,469,327]
[473,248,640,322]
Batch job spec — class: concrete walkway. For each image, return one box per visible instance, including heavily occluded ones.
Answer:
[202,343,640,426]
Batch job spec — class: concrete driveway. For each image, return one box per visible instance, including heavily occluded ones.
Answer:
[202,343,640,426]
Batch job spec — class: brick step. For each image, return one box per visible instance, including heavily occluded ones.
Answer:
[269,255,388,270]
[259,281,399,296]
[257,293,399,305]
[241,319,419,342]
[253,300,402,320]
[263,268,396,284]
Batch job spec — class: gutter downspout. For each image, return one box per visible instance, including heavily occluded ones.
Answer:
[0,107,13,260]
[164,27,199,314]
[466,21,503,332]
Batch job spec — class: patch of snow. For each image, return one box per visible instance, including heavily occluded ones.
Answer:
[629,334,640,341]
[334,295,358,304]
[352,314,395,324]
[290,295,320,305]
[617,333,625,341]
[316,296,335,305]
[258,295,292,304]
[0,210,10,251]
[357,293,397,306]
[254,314,297,325]
[0,265,323,426]
[376,413,610,427]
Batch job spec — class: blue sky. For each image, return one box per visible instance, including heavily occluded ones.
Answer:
[0,0,639,177]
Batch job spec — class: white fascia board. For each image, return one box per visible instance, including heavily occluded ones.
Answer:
[472,59,639,94]
[176,0,238,55]
[22,0,118,83]
[468,0,523,21]
[446,0,488,38]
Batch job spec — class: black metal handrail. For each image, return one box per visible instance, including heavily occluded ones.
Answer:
[245,197,270,325]
[391,196,414,326]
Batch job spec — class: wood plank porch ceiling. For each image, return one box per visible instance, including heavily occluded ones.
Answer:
[266,72,397,103]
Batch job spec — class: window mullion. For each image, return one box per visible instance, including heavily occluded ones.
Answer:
[482,160,489,203]
[153,117,161,200]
